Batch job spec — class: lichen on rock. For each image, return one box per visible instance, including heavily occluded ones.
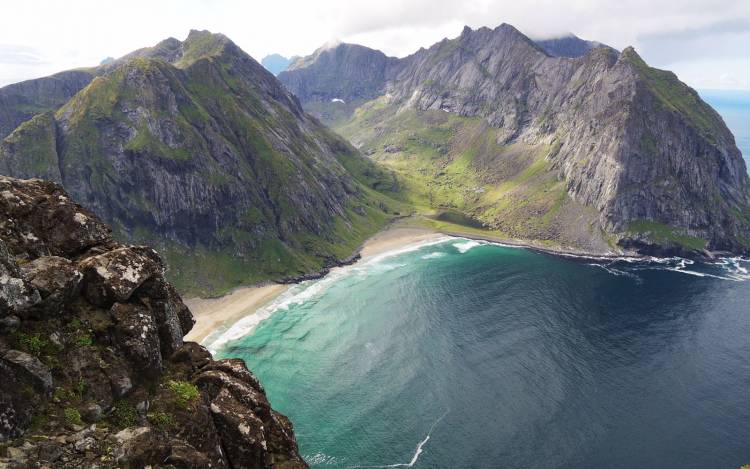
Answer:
[0,176,307,468]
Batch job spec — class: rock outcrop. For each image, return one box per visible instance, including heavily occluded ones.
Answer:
[0,30,397,295]
[0,175,307,468]
[280,23,750,256]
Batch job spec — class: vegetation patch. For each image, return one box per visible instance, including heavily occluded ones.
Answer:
[63,407,82,426]
[627,219,707,251]
[168,380,200,409]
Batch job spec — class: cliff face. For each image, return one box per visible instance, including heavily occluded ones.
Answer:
[280,44,401,126]
[0,70,95,140]
[0,175,307,468]
[0,30,398,294]
[281,24,750,256]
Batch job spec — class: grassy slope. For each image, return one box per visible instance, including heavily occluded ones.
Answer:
[336,98,604,252]
[2,53,409,297]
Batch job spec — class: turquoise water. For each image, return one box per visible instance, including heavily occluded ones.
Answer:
[700,89,750,172]
[215,238,750,468]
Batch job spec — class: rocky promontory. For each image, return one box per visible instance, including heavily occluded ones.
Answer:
[0,176,307,468]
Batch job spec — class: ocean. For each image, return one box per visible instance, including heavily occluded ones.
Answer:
[214,239,750,468]
[700,89,750,171]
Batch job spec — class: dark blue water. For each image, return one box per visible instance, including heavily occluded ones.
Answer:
[215,239,750,468]
[701,89,750,172]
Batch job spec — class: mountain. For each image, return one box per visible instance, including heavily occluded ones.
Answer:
[534,33,612,58]
[0,175,306,467]
[281,44,401,126]
[0,69,96,140]
[0,38,218,141]
[261,53,295,75]
[0,30,400,295]
[279,24,750,257]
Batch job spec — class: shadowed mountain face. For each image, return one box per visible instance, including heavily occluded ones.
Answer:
[0,70,96,140]
[280,24,750,256]
[534,33,612,58]
[0,30,400,294]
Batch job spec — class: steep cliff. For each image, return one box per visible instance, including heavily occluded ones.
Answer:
[281,24,750,256]
[0,30,400,294]
[0,175,307,467]
[0,70,95,140]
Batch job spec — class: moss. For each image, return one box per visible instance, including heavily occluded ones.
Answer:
[167,380,200,409]
[111,401,138,428]
[147,411,174,429]
[63,407,82,426]
[628,219,707,251]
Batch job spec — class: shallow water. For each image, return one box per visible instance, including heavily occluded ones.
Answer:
[215,239,750,468]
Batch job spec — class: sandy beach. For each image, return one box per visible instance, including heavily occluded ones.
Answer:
[183,224,445,345]
[358,226,444,259]
[184,283,289,343]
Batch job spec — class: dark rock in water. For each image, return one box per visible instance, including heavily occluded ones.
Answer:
[0,175,307,467]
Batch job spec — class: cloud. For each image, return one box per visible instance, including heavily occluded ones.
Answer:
[0,0,748,89]
[0,44,49,66]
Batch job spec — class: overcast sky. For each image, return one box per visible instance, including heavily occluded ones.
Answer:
[1,0,749,89]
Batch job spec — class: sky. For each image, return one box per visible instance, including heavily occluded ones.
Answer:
[1,0,749,90]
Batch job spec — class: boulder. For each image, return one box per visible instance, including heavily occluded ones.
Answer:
[110,302,163,378]
[0,239,40,316]
[79,246,163,307]
[1,349,53,392]
[0,176,111,258]
[20,255,82,317]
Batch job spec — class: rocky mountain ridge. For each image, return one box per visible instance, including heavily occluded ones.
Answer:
[0,30,400,295]
[0,175,307,467]
[280,23,750,256]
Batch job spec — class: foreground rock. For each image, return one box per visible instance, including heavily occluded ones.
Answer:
[0,176,307,468]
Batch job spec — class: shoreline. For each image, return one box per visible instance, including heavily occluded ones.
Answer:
[188,214,733,346]
[183,225,444,345]
[184,283,290,343]
[182,215,744,348]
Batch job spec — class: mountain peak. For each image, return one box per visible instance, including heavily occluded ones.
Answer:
[534,32,613,58]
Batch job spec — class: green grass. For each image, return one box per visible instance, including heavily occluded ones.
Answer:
[337,102,579,243]
[628,219,707,251]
